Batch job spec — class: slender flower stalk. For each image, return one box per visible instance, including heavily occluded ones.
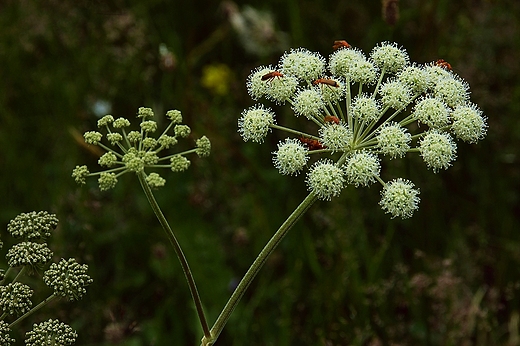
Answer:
[72,107,212,338]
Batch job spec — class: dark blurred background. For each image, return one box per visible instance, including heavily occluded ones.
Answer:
[0,0,519,345]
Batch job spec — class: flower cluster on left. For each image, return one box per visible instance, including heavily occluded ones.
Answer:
[73,107,211,190]
[0,211,93,345]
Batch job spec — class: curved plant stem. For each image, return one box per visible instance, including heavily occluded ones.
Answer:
[201,191,319,346]
[137,171,210,339]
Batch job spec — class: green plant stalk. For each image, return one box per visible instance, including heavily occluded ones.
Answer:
[137,171,210,338]
[9,294,59,328]
[201,191,319,346]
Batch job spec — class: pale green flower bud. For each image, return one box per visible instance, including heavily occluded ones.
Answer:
[123,150,145,172]
[238,105,275,143]
[0,321,15,345]
[170,155,191,172]
[44,258,93,301]
[25,319,77,346]
[419,131,457,172]
[377,123,411,159]
[72,165,90,184]
[158,135,178,149]
[306,160,345,200]
[280,48,326,82]
[0,282,33,316]
[345,151,380,187]
[142,137,158,149]
[370,41,409,74]
[127,131,142,143]
[6,242,53,272]
[113,117,131,128]
[166,110,182,123]
[137,107,154,119]
[450,103,487,143]
[98,152,118,167]
[272,138,309,176]
[319,123,352,152]
[146,172,166,188]
[98,172,118,190]
[140,120,158,133]
[106,133,123,145]
[292,88,325,119]
[83,131,102,145]
[379,178,420,219]
[174,124,191,138]
[7,211,58,241]
[97,115,114,127]
[196,136,211,157]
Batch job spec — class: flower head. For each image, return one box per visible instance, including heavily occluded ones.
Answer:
[0,282,33,316]
[241,40,486,217]
[370,41,409,74]
[7,211,58,241]
[419,131,457,172]
[238,104,275,143]
[306,160,345,200]
[73,107,209,190]
[43,258,93,301]
[272,138,309,176]
[6,242,53,273]
[25,319,77,346]
[0,321,15,345]
[450,103,487,143]
[345,151,380,187]
[379,178,420,219]
[280,48,326,82]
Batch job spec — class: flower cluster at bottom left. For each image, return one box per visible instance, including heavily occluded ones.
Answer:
[0,211,93,345]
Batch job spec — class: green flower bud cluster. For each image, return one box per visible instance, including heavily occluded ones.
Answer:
[239,41,487,218]
[73,107,211,190]
[1,211,93,344]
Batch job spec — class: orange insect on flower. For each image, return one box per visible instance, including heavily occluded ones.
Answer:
[324,115,340,124]
[435,59,452,71]
[261,71,284,82]
[333,40,351,50]
[299,137,326,150]
[312,78,339,87]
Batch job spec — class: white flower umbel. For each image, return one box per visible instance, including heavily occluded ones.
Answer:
[219,39,490,346]
[239,40,487,219]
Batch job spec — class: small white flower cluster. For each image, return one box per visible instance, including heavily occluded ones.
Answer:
[239,41,487,218]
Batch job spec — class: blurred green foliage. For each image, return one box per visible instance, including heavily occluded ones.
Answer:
[1,0,519,345]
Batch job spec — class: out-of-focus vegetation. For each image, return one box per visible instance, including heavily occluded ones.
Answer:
[0,0,519,344]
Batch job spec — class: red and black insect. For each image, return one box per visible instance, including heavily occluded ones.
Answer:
[312,78,339,88]
[333,40,351,50]
[434,59,452,71]
[261,71,284,82]
[299,137,326,150]
[324,115,340,124]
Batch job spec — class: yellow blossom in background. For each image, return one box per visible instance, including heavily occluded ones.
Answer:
[201,63,233,96]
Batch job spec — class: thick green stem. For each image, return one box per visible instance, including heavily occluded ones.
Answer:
[201,192,318,345]
[137,171,210,338]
